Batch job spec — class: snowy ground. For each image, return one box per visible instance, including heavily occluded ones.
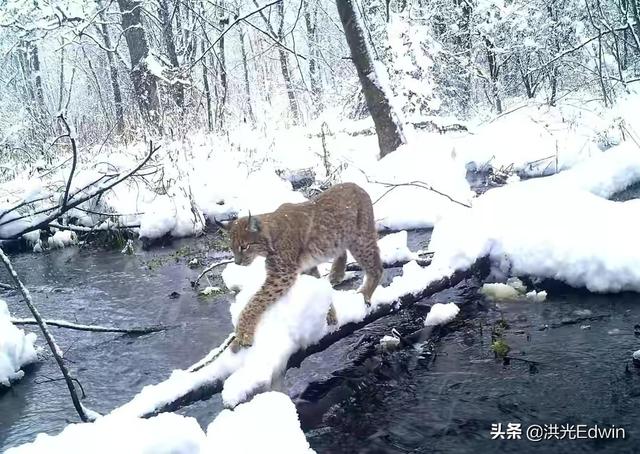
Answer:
[0,299,38,388]
[7,392,313,454]
[2,94,639,246]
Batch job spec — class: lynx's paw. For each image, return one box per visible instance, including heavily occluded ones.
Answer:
[231,329,254,352]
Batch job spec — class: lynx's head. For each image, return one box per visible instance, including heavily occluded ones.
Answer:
[216,213,271,266]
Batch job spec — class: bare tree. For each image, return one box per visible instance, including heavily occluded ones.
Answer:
[336,0,405,158]
[117,0,161,128]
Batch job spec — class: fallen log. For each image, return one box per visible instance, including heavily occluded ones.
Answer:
[11,318,173,335]
[345,256,432,272]
[118,256,489,419]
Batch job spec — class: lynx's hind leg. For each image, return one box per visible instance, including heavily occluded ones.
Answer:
[348,239,382,305]
[329,252,347,286]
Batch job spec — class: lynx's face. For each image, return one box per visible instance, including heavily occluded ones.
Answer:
[228,216,269,266]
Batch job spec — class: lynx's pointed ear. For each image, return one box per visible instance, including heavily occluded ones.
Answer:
[213,217,231,231]
[247,212,261,233]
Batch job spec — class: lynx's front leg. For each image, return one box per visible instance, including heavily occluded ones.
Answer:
[232,265,297,351]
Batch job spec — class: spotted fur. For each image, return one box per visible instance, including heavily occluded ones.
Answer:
[221,183,382,350]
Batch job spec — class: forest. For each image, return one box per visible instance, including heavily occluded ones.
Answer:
[1,0,640,452]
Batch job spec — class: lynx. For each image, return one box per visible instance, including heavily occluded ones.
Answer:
[217,182,383,351]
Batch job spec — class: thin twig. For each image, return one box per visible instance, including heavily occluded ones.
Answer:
[191,259,234,287]
[58,114,78,211]
[370,179,472,208]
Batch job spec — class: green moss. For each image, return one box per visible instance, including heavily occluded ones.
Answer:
[491,339,511,358]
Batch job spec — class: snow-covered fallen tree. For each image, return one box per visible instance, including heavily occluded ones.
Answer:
[0,299,38,387]
[7,392,313,454]
[106,231,488,419]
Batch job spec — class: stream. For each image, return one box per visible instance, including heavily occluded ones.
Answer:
[1,185,640,452]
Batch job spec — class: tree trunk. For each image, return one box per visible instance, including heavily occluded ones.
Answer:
[217,13,228,130]
[97,2,125,135]
[276,1,300,124]
[201,39,213,131]
[29,43,45,108]
[158,0,184,109]
[336,0,405,158]
[117,0,161,128]
[484,38,502,113]
[239,27,255,124]
[304,0,322,116]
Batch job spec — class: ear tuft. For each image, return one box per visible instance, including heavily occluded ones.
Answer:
[247,216,261,233]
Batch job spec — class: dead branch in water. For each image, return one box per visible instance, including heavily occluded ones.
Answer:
[11,318,172,335]
[128,256,489,418]
[191,259,234,287]
[0,247,95,422]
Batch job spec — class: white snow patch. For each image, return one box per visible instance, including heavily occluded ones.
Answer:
[342,141,472,230]
[429,143,640,293]
[0,299,38,387]
[480,283,522,301]
[424,302,460,326]
[12,392,313,454]
[6,413,205,454]
[206,392,314,454]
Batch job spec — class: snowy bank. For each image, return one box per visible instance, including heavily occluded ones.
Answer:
[429,143,640,293]
[342,142,473,230]
[8,392,312,454]
[0,299,38,387]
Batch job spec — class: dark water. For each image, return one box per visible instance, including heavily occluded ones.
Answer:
[303,285,640,453]
[0,238,233,450]
[1,228,640,453]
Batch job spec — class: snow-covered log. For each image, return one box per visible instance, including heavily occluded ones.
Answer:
[109,255,489,419]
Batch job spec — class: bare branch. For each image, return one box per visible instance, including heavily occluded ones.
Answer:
[0,247,94,422]
[11,318,173,335]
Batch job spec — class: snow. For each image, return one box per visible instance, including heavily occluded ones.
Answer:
[205,392,314,454]
[424,302,460,326]
[430,142,640,293]
[6,413,206,454]
[10,391,312,454]
[379,335,401,349]
[453,103,621,177]
[342,141,473,230]
[376,230,419,263]
[480,283,522,300]
[0,299,38,387]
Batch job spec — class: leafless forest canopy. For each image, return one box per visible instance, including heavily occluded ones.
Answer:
[1,0,639,174]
